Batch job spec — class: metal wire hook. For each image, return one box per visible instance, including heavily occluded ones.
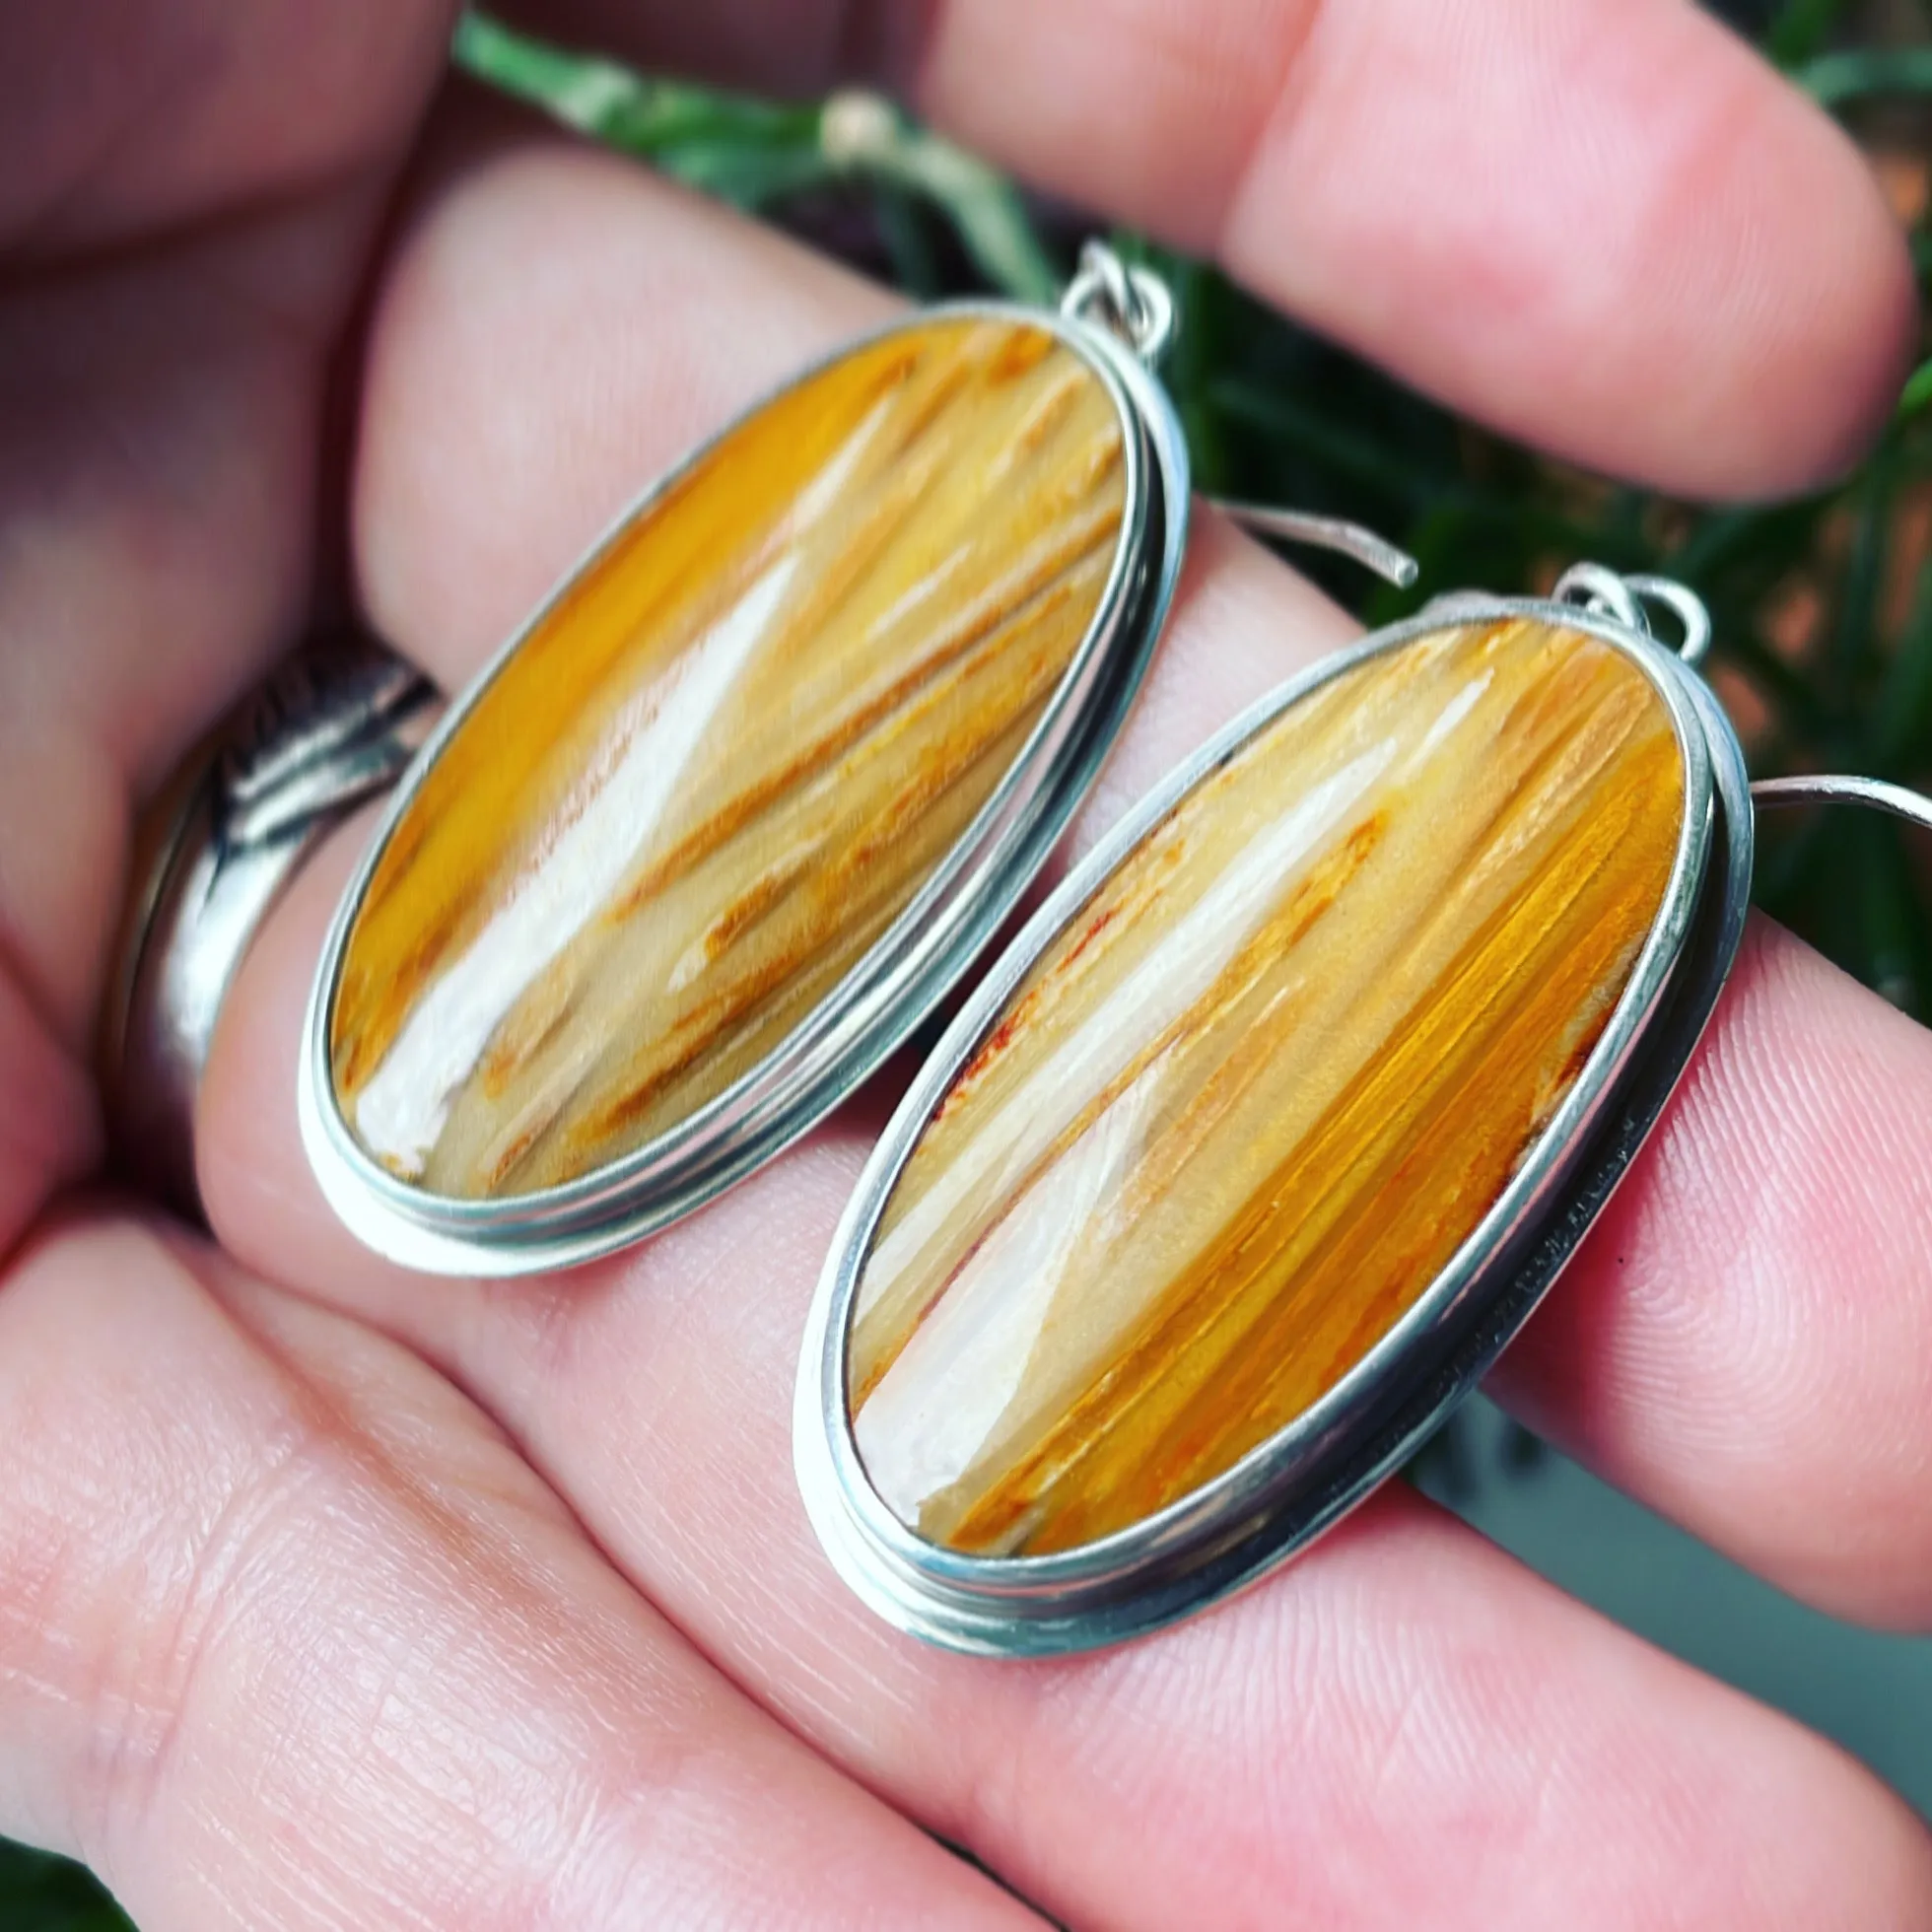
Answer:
[1060,241,1177,366]
[1212,501,1419,588]
[1544,570,1930,826]
[1750,773,1932,831]
[1625,576,1713,668]
[1551,565,1711,667]
[1552,561,1645,635]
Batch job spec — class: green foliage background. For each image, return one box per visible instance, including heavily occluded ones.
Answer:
[5,2,1927,1923]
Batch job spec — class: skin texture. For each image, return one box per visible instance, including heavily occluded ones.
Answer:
[0,3,1928,1928]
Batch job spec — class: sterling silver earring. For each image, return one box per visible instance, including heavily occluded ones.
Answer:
[795,561,1931,1656]
[297,244,1409,1276]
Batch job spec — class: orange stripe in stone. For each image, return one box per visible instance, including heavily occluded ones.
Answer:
[848,618,1685,1555]
[329,317,1129,1199]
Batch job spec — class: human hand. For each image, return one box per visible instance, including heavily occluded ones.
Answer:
[1,3,1926,1926]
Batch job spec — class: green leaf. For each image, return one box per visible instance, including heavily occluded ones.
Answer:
[452,16,827,200]
[0,1839,133,1932]
[1831,451,1896,708]
[1798,45,1932,106]
[820,97,1059,303]
[1878,555,1932,767]
[1767,0,1850,68]
[1899,359,1932,422]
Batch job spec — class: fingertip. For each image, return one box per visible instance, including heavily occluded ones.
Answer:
[1797,177,1919,489]
[1689,78,1918,497]
[1497,918,1932,1630]
[1794,1740,1932,1930]
[1219,0,1919,498]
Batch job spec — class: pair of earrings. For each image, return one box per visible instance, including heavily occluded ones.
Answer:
[300,245,1924,1655]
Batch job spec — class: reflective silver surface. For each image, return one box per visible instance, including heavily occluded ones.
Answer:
[1215,502,1420,588]
[1752,772,1932,830]
[796,585,1755,1656]
[102,638,437,1214]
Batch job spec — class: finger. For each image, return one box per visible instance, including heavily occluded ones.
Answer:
[196,129,1932,1926]
[235,96,1932,1624]
[0,972,95,1256]
[0,207,359,1256]
[0,0,452,1245]
[222,1127,1932,1930]
[215,862,1932,1932]
[0,0,463,991]
[0,1214,1040,1929]
[1489,915,1932,1628]
[505,0,1914,497]
[0,1,450,256]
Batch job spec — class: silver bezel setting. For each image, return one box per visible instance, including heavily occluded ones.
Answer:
[300,300,1190,1276]
[794,594,1755,1657]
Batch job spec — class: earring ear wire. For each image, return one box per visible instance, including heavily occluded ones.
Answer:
[1210,500,1420,588]
[1751,773,1932,831]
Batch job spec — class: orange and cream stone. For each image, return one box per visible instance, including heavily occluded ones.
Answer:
[328,317,1129,1198]
[847,618,1686,1556]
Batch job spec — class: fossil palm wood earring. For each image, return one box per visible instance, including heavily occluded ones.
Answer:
[795,560,1932,1655]
[299,244,1409,1275]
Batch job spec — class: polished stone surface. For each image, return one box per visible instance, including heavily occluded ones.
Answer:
[330,317,1127,1197]
[849,618,1686,1556]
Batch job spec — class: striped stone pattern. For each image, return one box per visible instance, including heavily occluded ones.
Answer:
[329,317,1129,1198]
[848,618,1686,1556]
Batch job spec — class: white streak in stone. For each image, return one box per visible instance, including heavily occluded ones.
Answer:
[855,736,1400,1512]
[857,1069,1162,1523]
[1407,668,1492,771]
[349,388,914,1176]
[353,554,801,1174]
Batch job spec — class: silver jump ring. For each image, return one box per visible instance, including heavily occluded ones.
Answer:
[1625,575,1713,667]
[1552,561,1646,635]
[1552,563,1712,668]
[1548,568,1932,823]
[1061,241,1177,366]
[100,636,438,1216]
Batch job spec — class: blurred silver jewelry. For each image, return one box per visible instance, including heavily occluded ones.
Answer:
[100,636,436,1216]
